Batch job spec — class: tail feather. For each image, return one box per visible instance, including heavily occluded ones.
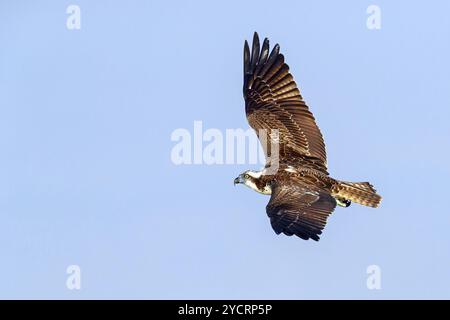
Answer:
[333,181,382,208]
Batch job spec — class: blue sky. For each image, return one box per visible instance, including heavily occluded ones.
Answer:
[1,0,450,299]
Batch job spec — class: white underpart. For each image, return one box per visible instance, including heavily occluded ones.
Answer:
[261,185,272,195]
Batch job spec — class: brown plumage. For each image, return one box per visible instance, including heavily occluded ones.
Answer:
[235,32,382,241]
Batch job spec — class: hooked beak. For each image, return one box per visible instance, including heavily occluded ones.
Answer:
[234,177,241,186]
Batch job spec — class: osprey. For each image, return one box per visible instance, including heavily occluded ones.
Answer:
[234,32,382,241]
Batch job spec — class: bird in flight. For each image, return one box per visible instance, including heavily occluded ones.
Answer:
[234,32,382,241]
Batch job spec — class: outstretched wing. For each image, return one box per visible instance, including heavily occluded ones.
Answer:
[266,181,336,241]
[243,32,327,169]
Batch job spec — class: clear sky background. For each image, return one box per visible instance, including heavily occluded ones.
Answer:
[1,0,450,299]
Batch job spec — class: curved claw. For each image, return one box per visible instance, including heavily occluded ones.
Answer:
[336,198,351,207]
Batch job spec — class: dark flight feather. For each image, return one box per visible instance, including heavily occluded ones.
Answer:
[266,180,337,241]
[243,32,327,168]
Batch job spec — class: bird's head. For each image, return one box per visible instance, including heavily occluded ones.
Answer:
[234,170,271,194]
[234,170,256,185]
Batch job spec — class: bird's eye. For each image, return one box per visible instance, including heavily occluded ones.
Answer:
[244,174,250,179]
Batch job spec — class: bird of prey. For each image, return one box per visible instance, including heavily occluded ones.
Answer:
[234,32,382,241]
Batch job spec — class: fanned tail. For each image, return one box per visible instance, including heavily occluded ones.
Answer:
[333,181,382,208]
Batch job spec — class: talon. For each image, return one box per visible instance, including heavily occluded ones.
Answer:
[336,198,351,207]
